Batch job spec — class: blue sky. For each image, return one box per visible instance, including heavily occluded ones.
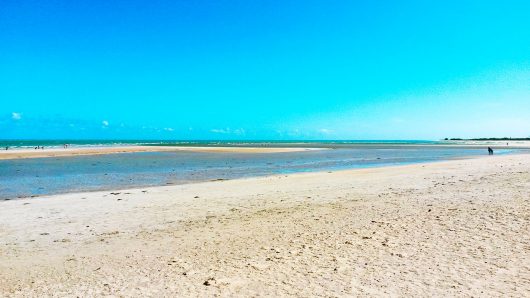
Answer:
[1,0,529,140]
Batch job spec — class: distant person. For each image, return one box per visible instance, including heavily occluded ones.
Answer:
[5,146,8,150]
[488,147,493,155]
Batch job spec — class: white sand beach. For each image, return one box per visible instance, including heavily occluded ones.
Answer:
[1,154,529,296]
[0,146,320,160]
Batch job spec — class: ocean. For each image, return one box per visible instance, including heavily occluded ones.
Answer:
[0,139,439,149]
[0,140,525,200]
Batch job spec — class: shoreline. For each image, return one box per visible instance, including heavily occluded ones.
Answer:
[1,154,529,296]
[0,145,322,160]
[1,140,530,161]
[0,152,495,201]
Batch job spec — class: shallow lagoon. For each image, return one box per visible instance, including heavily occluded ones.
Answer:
[0,145,524,199]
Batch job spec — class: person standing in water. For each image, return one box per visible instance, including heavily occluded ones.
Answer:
[488,147,493,155]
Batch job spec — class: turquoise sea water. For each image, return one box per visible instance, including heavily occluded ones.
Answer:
[0,139,438,149]
[0,140,526,200]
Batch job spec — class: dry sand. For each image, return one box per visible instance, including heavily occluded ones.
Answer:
[0,146,319,160]
[1,154,529,296]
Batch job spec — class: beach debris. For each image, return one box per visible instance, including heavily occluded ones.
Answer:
[101,231,119,236]
[194,196,199,198]
[40,233,49,236]
[110,192,121,195]
[203,277,215,286]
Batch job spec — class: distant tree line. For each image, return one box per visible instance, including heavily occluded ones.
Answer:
[444,137,530,141]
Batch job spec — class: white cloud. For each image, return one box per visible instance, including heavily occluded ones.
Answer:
[210,128,245,135]
[211,128,229,134]
[164,127,175,132]
[318,128,332,134]
[12,112,21,120]
[102,120,109,127]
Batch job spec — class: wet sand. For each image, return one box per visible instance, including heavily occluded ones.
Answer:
[0,146,320,160]
[1,154,529,296]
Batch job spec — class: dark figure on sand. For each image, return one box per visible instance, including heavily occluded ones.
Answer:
[488,147,494,155]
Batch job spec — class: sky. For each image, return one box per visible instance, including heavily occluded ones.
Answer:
[1,0,529,140]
